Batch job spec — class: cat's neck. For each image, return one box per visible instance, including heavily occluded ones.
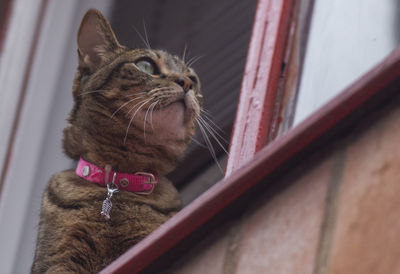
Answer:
[75,128,187,175]
[80,150,173,175]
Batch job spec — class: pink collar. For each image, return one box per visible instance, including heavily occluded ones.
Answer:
[76,157,158,195]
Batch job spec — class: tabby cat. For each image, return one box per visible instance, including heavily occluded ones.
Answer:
[31,9,202,273]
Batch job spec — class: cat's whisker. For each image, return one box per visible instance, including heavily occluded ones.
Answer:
[200,110,226,134]
[123,98,152,142]
[182,44,188,63]
[200,108,214,116]
[111,96,146,119]
[197,117,229,155]
[147,87,171,96]
[196,119,224,174]
[196,120,216,158]
[143,101,158,142]
[149,100,159,130]
[148,93,184,104]
[127,98,151,115]
[199,114,228,144]
[131,24,151,49]
[201,109,218,118]
[79,90,108,96]
[125,92,148,97]
[142,19,151,50]
[191,137,208,149]
[186,55,203,68]
[186,55,198,67]
[151,92,182,99]
[124,98,153,144]
[143,108,150,143]
[131,98,153,122]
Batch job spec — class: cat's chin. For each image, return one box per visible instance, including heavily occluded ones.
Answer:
[151,101,187,138]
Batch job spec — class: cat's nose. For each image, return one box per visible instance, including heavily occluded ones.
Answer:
[175,76,193,93]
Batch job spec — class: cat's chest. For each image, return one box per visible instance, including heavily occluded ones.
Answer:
[44,170,179,223]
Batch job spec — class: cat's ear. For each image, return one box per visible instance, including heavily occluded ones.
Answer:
[77,9,123,71]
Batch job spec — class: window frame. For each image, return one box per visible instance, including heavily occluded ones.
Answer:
[225,0,295,176]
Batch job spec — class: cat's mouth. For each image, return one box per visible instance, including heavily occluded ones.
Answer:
[152,97,185,112]
[154,95,185,110]
[156,96,199,121]
[141,90,200,125]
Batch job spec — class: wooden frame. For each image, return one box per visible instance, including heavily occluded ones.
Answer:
[225,0,295,176]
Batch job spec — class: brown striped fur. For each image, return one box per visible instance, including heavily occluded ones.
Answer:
[32,9,202,273]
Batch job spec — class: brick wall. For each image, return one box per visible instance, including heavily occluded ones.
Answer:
[165,100,400,273]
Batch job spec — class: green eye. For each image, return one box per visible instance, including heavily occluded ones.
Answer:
[135,60,155,75]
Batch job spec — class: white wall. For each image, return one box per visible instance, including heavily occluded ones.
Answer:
[0,1,111,273]
[294,0,399,125]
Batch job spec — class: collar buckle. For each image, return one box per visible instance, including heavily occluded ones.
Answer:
[134,172,156,195]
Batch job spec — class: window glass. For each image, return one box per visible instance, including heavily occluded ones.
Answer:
[294,0,400,124]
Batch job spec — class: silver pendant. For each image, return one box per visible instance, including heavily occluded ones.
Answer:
[101,167,118,220]
[101,196,113,220]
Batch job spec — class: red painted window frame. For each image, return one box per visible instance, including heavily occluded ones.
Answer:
[225,0,295,176]
[100,0,400,272]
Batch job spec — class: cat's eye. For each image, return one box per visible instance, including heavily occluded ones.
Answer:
[135,59,157,75]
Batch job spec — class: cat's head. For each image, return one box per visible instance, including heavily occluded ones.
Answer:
[63,9,203,174]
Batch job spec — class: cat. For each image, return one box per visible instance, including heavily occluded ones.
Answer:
[31,9,202,273]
